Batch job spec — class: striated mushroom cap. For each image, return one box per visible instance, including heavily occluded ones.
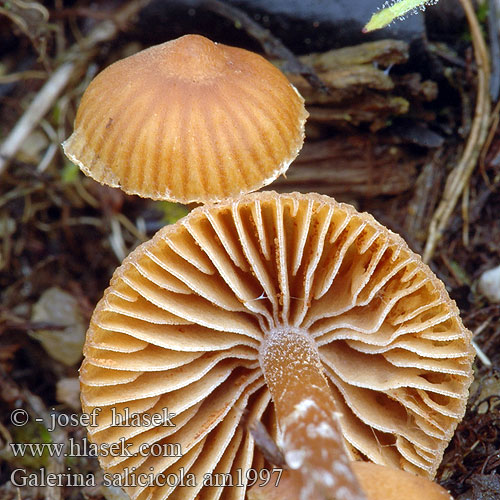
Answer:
[63,35,307,204]
[80,191,474,499]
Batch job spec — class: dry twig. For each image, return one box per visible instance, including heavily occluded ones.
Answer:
[0,0,151,177]
[423,0,491,262]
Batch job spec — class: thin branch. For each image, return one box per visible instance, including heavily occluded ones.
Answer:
[423,0,491,263]
[0,0,151,177]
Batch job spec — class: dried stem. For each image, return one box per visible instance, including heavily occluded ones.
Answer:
[423,0,491,262]
[0,0,151,177]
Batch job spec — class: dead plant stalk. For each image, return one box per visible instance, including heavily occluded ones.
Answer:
[423,0,491,263]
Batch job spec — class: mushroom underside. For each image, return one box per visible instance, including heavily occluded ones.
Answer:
[80,191,474,500]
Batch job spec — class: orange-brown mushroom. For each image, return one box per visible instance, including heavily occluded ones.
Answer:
[63,35,307,204]
[247,463,454,500]
[80,191,474,500]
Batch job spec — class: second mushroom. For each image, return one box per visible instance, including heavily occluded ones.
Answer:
[80,191,474,500]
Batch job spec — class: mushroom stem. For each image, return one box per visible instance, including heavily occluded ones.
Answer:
[259,328,366,500]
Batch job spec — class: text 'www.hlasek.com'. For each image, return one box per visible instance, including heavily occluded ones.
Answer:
[9,408,283,488]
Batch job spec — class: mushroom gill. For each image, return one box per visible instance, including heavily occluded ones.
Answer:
[80,191,474,500]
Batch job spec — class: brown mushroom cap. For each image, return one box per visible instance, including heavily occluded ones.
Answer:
[247,463,454,500]
[63,35,307,203]
[80,191,473,499]
[351,462,453,500]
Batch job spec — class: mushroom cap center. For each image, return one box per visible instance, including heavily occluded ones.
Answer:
[134,34,236,82]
